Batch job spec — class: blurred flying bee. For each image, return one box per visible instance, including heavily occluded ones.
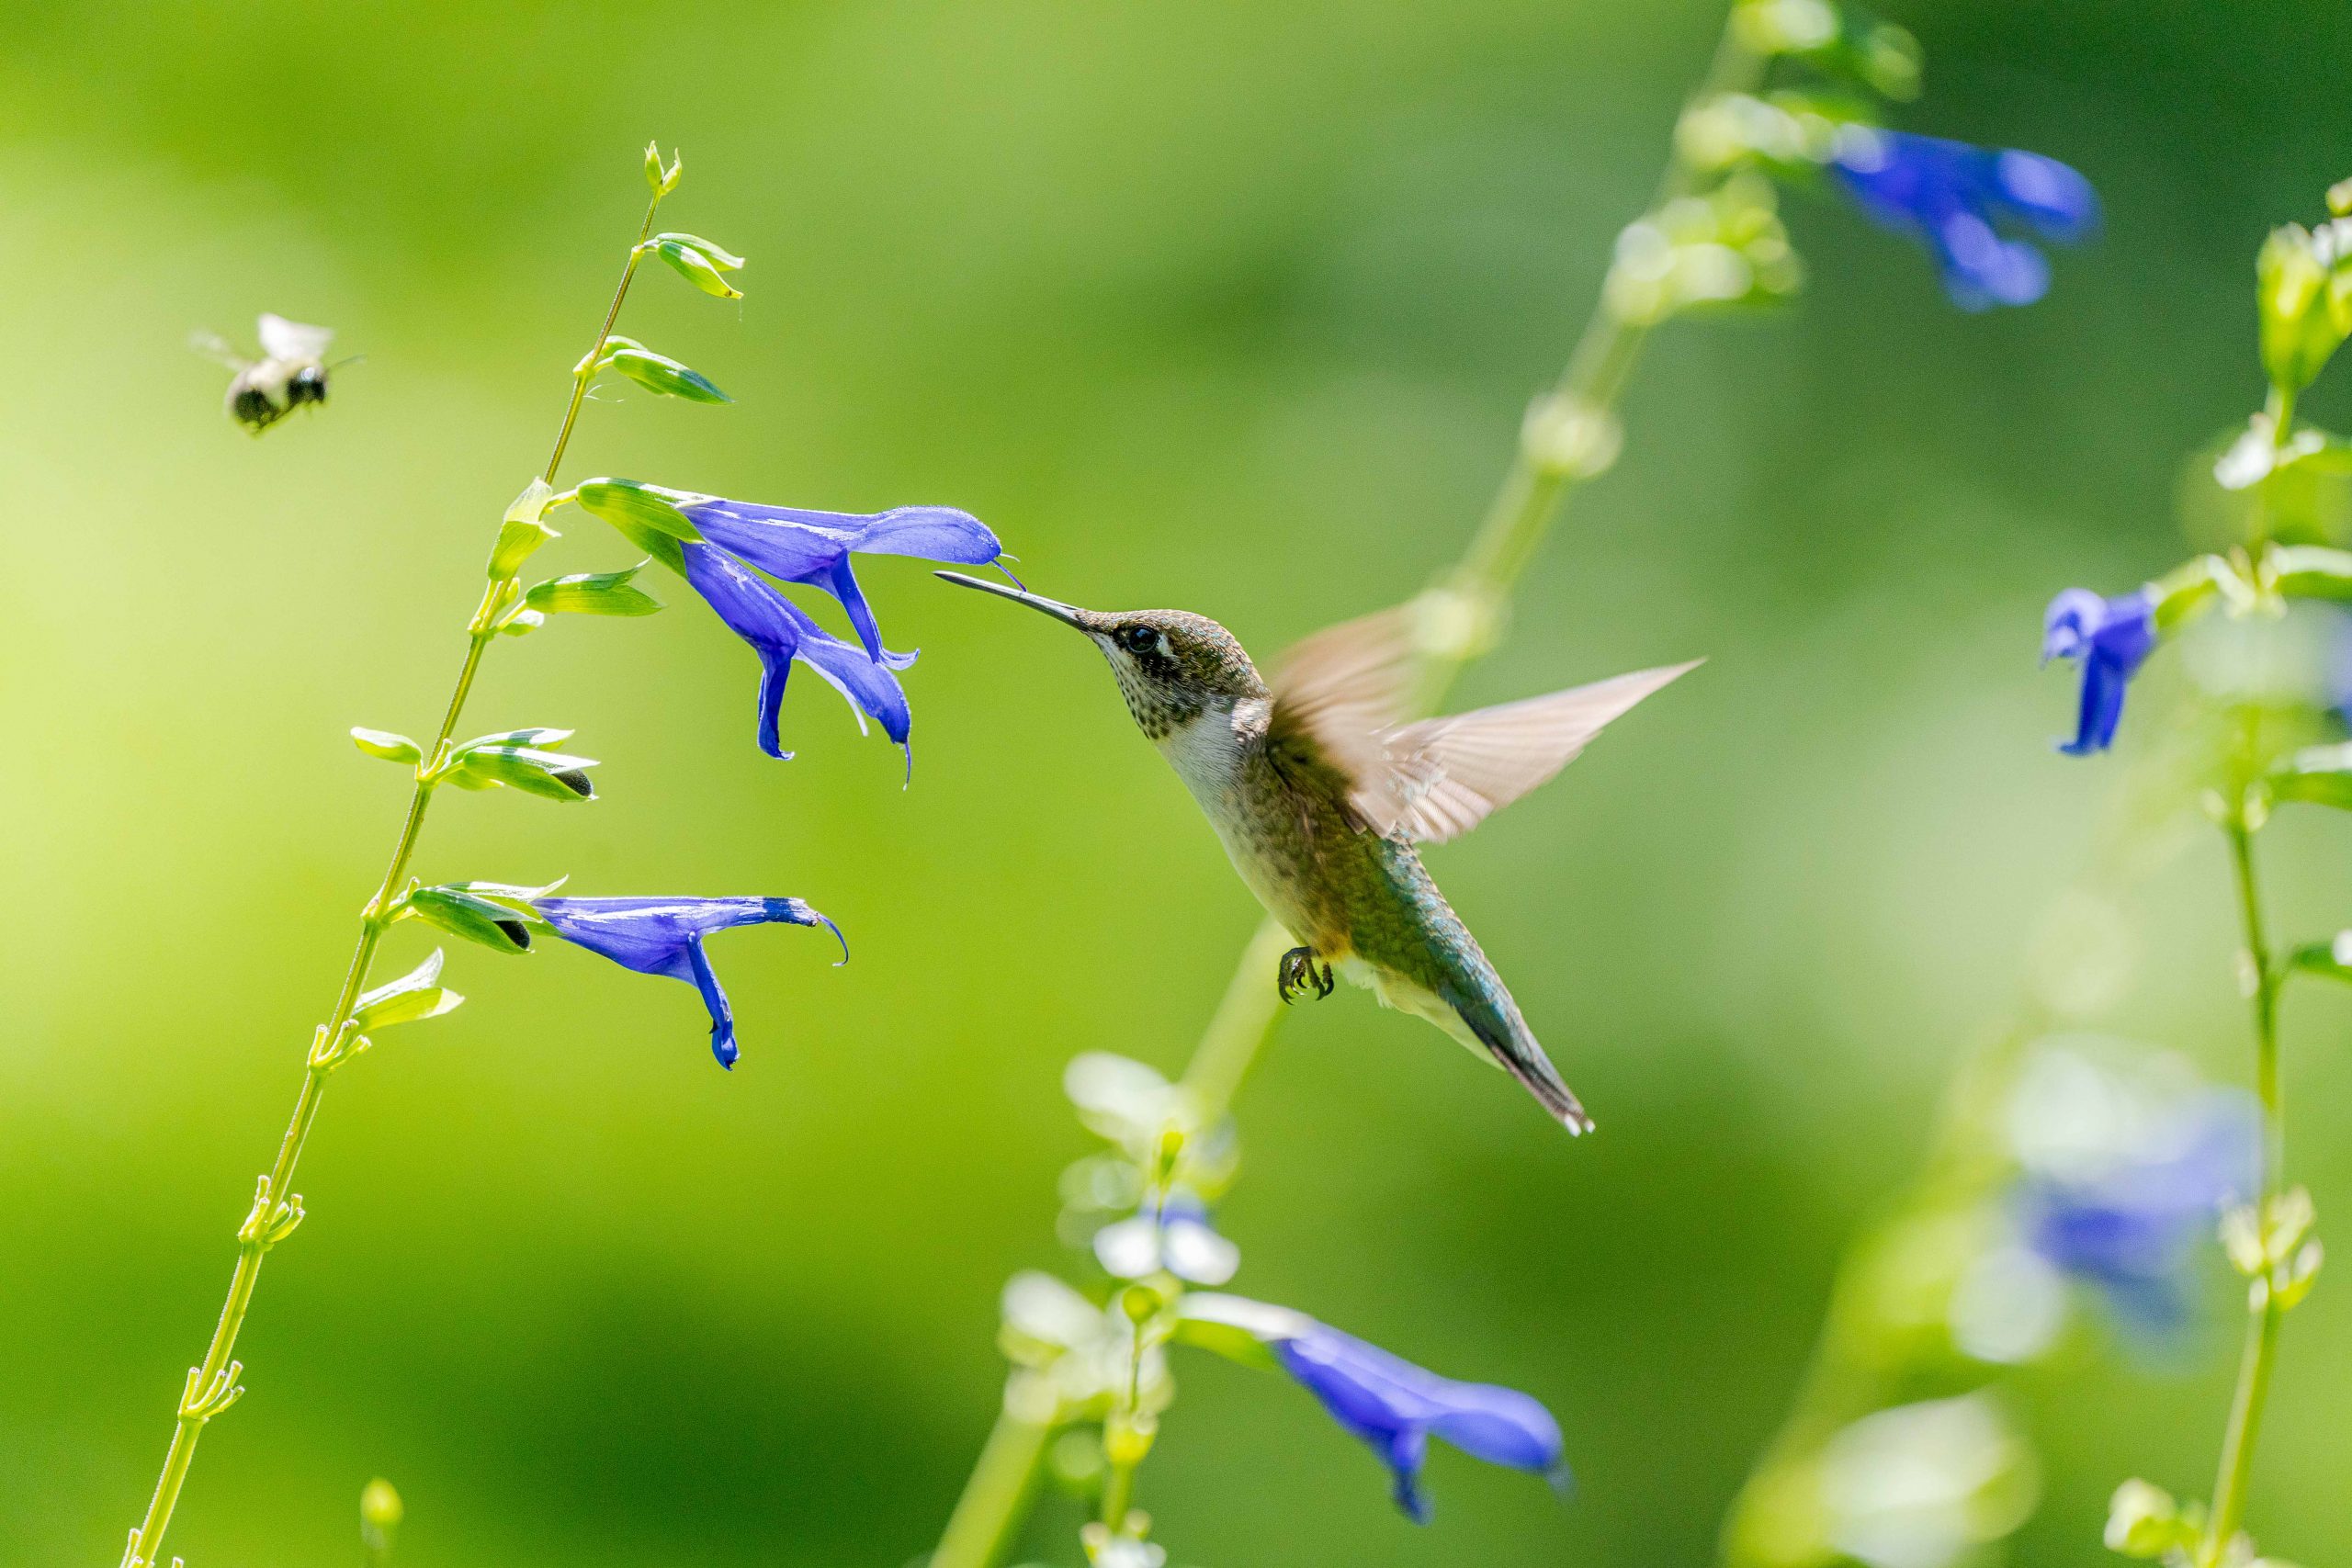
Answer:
[191,313,340,434]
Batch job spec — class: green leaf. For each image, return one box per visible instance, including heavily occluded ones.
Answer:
[2270,742,2352,809]
[350,728,423,765]
[403,886,542,954]
[2290,932,2352,983]
[2265,542,2352,600]
[645,237,742,299]
[350,950,464,1032]
[488,478,561,580]
[2103,1478,2200,1559]
[602,344,732,403]
[452,746,599,802]
[2144,555,2245,632]
[649,231,744,270]
[571,479,699,574]
[525,562,663,617]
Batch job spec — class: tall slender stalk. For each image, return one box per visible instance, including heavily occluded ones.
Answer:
[120,184,667,1568]
[2199,807,2286,1565]
[928,15,1767,1565]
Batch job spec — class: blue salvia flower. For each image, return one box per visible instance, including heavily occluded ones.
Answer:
[534,896,845,1068]
[2015,1091,2256,1335]
[1186,1295,1563,1522]
[684,541,917,764]
[1829,127,2098,310]
[667,492,1004,663]
[2041,589,2156,754]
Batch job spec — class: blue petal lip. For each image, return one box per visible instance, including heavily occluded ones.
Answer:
[1262,1316,1565,1522]
[684,542,916,761]
[683,500,1002,663]
[533,895,842,1066]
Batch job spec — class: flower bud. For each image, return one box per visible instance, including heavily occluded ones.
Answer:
[598,337,732,403]
[360,1477,403,1555]
[350,728,423,766]
[525,561,663,618]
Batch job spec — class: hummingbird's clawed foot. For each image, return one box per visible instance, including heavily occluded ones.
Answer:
[1277,946,1336,1004]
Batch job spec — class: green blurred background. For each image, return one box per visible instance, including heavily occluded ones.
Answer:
[6,2,2352,1564]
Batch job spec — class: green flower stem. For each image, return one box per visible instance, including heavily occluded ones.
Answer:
[121,184,665,1568]
[933,1394,1058,1568]
[926,14,1766,1566]
[2200,813,2284,1568]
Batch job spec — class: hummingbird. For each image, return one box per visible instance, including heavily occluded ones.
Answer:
[938,572,1697,1133]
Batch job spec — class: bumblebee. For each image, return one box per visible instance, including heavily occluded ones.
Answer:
[193,313,337,434]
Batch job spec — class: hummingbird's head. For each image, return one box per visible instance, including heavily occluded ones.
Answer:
[936,574,1266,740]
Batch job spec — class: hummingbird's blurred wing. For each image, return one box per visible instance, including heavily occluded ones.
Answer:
[257,312,334,361]
[1265,605,1419,796]
[1369,661,1701,842]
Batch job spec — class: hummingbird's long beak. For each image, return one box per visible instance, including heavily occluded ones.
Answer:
[935,570,1091,630]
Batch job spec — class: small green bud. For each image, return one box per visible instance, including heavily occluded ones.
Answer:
[350,950,464,1032]
[599,339,732,403]
[403,884,547,954]
[2257,223,2347,395]
[644,141,664,194]
[351,728,424,766]
[2103,1478,2199,1558]
[2275,1238,2324,1309]
[488,478,561,580]
[650,231,744,271]
[642,235,743,299]
[450,745,599,801]
[360,1477,403,1556]
[525,561,663,617]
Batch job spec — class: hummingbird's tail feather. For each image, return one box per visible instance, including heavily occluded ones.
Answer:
[1442,984,1595,1134]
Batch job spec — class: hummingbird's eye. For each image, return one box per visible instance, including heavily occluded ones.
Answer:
[1120,625,1159,655]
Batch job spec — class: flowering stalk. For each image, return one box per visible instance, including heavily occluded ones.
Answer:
[120,152,689,1568]
[928,0,2112,1557]
[2201,810,2283,1565]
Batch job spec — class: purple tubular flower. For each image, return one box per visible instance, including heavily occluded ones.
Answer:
[684,542,917,765]
[534,896,845,1068]
[1271,1320,1565,1523]
[2016,1094,2256,1335]
[2041,588,2156,754]
[674,496,1003,664]
[1830,128,2098,310]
